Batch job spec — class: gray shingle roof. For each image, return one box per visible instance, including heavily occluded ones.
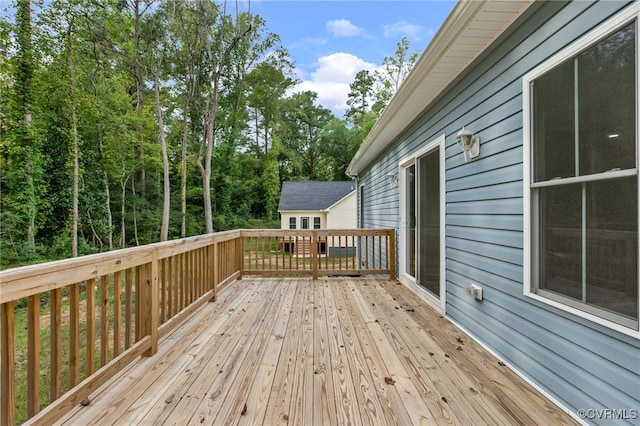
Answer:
[278,181,356,211]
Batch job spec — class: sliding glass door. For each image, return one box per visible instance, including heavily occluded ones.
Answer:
[400,138,443,305]
[417,150,440,297]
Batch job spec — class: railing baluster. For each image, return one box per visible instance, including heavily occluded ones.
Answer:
[113,272,122,358]
[125,269,132,349]
[160,259,166,324]
[101,275,109,367]
[70,283,80,386]
[27,294,40,417]
[50,288,62,401]
[86,278,96,376]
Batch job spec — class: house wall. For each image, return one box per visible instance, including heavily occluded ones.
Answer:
[280,211,326,230]
[326,191,357,229]
[357,1,640,423]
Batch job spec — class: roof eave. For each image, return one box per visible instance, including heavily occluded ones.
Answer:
[346,0,534,177]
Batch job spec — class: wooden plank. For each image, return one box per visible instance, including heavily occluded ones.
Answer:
[86,279,96,376]
[0,249,153,304]
[77,281,253,426]
[382,281,572,425]
[50,288,62,401]
[26,337,151,426]
[27,294,40,417]
[356,280,495,424]
[288,279,314,426]
[100,275,109,366]
[207,281,289,425]
[312,279,337,425]
[125,269,132,349]
[149,254,159,357]
[262,281,306,426]
[211,243,218,302]
[330,279,413,426]
[69,283,80,387]
[322,279,362,425]
[345,280,435,425]
[113,272,122,358]
[1,301,15,426]
[53,278,580,426]
[238,280,298,426]
[157,281,281,425]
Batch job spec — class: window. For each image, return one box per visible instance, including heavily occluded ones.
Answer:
[313,217,321,229]
[289,217,296,230]
[301,217,309,229]
[524,10,638,334]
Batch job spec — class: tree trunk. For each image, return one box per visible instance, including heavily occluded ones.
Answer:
[68,21,79,258]
[133,0,146,200]
[181,97,189,238]
[154,77,170,241]
[120,176,127,249]
[131,176,139,246]
[17,0,37,252]
[105,181,113,250]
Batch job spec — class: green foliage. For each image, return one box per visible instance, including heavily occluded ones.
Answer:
[0,1,414,268]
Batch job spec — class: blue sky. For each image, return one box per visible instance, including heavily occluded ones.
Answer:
[253,1,456,116]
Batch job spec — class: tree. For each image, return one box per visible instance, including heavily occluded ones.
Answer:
[280,91,332,180]
[374,36,418,113]
[191,2,252,234]
[345,69,374,127]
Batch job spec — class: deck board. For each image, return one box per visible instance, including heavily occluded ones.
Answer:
[57,278,579,426]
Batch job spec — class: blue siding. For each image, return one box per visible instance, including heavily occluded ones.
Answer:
[358,1,640,424]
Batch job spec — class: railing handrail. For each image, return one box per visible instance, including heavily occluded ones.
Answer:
[0,230,242,305]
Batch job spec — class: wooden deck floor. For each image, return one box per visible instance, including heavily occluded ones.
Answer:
[55,278,578,425]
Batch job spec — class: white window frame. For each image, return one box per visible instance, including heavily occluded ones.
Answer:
[301,217,309,230]
[398,134,446,313]
[523,4,640,339]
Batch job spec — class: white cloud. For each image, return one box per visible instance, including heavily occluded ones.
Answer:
[383,21,423,40]
[326,19,367,38]
[292,52,377,115]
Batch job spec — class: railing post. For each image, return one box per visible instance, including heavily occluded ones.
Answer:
[141,250,159,357]
[311,231,319,280]
[1,301,15,426]
[389,230,396,280]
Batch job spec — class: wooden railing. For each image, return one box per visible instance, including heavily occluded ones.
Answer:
[0,228,394,425]
[242,229,395,279]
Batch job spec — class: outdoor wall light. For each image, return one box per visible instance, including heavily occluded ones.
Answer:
[456,126,480,162]
[387,172,398,188]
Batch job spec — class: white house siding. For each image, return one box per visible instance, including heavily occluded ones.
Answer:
[326,191,357,229]
[279,211,326,230]
[357,1,640,424]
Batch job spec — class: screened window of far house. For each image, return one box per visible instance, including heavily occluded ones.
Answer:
[289,217,296,230]
[527,18,638,330]
[313,217,321,229]
[301,217,309,229]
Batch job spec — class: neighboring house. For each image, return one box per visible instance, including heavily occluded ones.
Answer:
[278,181,356,255]
[347,1,639,424]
